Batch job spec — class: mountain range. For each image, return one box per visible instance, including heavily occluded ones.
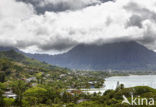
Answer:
[1,41,156,70]
[20,41,156,71]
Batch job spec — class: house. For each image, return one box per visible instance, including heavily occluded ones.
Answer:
[77,99,89,104]
[32,83,37,87]
[3,90,17,99]
[88,81,97,88]
[26,77,36,83]
[66,89,82,95]
[59,74,66,78]
[45,74,50,77]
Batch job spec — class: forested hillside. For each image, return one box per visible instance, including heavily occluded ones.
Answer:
[0,50,106,107]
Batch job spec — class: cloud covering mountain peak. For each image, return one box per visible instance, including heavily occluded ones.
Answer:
[0,0,156,54]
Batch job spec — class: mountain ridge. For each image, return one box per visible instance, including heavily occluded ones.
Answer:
[24,41,156,70]
[1,41,156,70]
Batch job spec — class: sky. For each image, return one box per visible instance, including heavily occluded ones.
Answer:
[0,0,156,54]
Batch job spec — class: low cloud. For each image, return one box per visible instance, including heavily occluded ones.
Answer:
[16,0,108,13]
[38,37,77,51]
[1,0,156,54]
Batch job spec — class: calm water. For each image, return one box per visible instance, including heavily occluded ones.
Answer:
[104,75,156,90]
[84,75,156,94]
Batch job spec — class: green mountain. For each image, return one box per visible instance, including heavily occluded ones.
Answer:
[0,50,63,70]
[0,50,70,81]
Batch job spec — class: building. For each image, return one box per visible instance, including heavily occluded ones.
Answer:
[26,77,36,83]
[3,90,17,99]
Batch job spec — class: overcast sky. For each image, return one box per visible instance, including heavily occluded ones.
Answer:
[0,0,156,54]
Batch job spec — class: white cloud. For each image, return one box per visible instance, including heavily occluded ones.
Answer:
[0,0,34,19]
[0,0,156,54]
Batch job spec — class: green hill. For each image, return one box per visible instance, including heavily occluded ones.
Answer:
[0,50,70,81]
[0,50,67,71]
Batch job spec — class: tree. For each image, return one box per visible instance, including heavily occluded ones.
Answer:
[45,86,60,103]
[24,86,47,106]
[3,98,15,107]
[36,72,44,84]
[120,84,124,89]
[0,83,6,107]
[62,92,73,103]
[0,58,12,71]
[11,80,28,107]
[0,72,5,83]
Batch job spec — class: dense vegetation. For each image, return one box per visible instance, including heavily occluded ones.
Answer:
[0,50,156,107]
[0,50,105,107]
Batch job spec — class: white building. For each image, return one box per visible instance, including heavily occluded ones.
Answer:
[3,90,17,99]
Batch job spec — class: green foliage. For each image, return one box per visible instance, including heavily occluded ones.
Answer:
[0,72,5,83]
[0,50,59,73]
[24,86,47,105]
[75,101,104,107]
[0,82,6,107]
[3,98,15,107]
[133,86,156,95]
[10,80,28,106]
[62,92,73,103]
